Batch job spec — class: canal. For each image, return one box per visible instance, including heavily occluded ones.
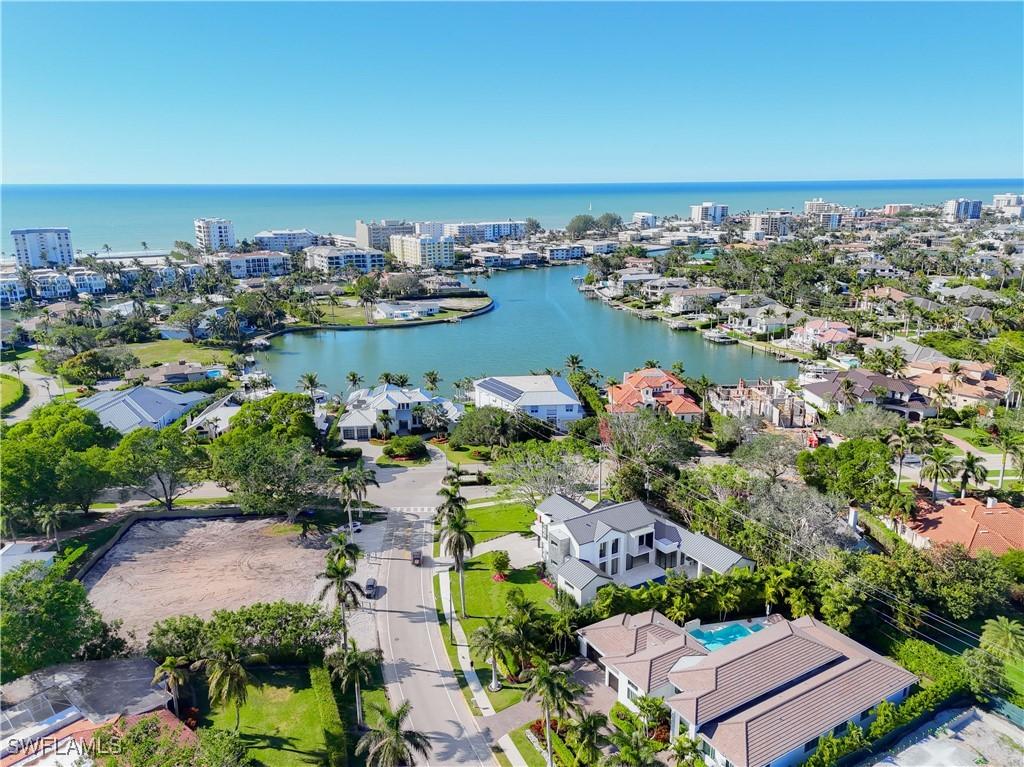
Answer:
[259,265,796,395]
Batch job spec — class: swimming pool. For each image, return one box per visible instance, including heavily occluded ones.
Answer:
[689,622,764,651]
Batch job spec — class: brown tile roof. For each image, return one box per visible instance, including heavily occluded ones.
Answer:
[577,610,684,658]
[602,633,707,693]
[909,497,1024,556]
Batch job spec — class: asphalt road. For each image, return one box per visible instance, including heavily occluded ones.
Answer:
[376,507,495,767]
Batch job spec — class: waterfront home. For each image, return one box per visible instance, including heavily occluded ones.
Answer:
[534,494,753,605]
[29,269,74,300]
[80,386,208,432]
[203,250,292,279]
[607,368,702,423]
[906,359,1014,409]
[579,239,619,254]
[667,286,728,313]
[0,268,27,305]
[604,268,660,298]
[373,300,442,321]
[577,611,917,767]
[708,378,817,428]
[66,266,107,295]
[720,296,802,335]
[123,361,227,387]
[472,374,583,429]
[801,369,936,421]
[897,496,1024,556]
[789,319,856,352]
[508,247,542,265]
[420,274,467,294]
[546,244,586,261]
[860,336,951,364]
[337,383,461,441]
[640,277,690,301]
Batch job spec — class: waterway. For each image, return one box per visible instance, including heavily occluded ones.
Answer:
[259,265,795,396]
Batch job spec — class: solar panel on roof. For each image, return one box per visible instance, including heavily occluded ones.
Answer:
[477,378,523,401]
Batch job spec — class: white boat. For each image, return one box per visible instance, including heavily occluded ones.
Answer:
[702,329,737,345]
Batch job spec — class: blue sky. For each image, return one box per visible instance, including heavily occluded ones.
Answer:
[3,2,1022,184]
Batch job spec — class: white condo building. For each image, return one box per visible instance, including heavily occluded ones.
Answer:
[389,234,455,268]
[942,198,982,223]
[30,270,74,300]
[10,228,74,268]
[355,219,417,250]
[993,193,1023,209]
[304,245,385,274]
[253,229,318,252]
[194,218,236,253]
[415,221,446,238]
[689,202,728,225]
[442,221,526,243]
[0,268,27,306]
[203,251,292,279]
[633,212,658,229]
[748,211,791,237]
[67,267,107,295]
[883,204,913,216]
[803,198,842,215]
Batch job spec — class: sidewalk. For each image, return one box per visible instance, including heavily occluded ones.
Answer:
[437,568,496,716]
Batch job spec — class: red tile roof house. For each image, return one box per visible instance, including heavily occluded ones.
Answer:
[578,611,917,767]
[789,319,856,352]
[902,496,1024,556]
[608,368,702,423]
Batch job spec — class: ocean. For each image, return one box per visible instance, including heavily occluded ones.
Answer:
[2,179,1021,253]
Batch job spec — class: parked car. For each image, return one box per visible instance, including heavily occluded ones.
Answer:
[411,550,422,566]
[365,577,377,599]
[903,454,922,466]
[343,521,363,534]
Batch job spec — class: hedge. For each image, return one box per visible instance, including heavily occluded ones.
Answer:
[0,374,26,413]
[551,729,576,767]
[309,663,347,767]
[609,702,638,734]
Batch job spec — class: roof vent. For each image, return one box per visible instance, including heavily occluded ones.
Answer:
[986,497,996,509]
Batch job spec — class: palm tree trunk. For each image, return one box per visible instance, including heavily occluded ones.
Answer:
[355,679,364,727]
[896,458,904,487]
[346,497,353,532]
[235,702,241,731]
[341,600,349,646]
[490,653,501,692]
[1000,452,1008,489]
[544,706,554,767]
[459,566,467,618]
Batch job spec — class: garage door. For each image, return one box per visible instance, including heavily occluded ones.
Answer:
[357,427,370,440]
[608,672,619,692]
[586,643,604,669]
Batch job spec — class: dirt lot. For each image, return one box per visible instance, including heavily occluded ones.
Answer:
[872,708,1024,767]
[83,517,327,645]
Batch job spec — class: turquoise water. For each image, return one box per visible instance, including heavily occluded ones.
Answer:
[689,622,765,651]
[3,180,1020,252]
[258,265,795,396]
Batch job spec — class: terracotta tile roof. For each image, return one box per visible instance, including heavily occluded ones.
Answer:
[602,633,708,693]
[608,368,701,416]
[909,497,1024,556]
[577,610,685,658]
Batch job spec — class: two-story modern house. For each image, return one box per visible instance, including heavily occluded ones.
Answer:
[801,369,936,421]
[533,495,753,604]
[337,383,462,440]
[472,375,584,429]
[578,610,918,767]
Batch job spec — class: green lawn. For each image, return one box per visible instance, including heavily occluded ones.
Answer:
[124,339,231,366]
[509,725,546,767]
[943,427,1002,455]
[0,373,26,411]
[434,441,493,465]
[374,454,432,468]
[465,501,534,544]
[449,551,554,710]
[200,667,326,767]
[433,574,483,715]
[142,495,235,508]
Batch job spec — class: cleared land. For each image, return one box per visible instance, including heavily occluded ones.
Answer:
[83,517,325,643]
[122,339,231,366]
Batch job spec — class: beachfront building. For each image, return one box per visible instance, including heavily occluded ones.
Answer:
[203,250,292,279]
[690,202,728,225]
[442,220,526,243]
[337,383,462,441]
[67,267,107,295]
[193,217,236,253]
[0,268,27,306]
[883,204,913,215]
[254,228,318,252]
[472,374,583,429]
[304,245,385,274]
[747,211,791,238]
[577,611,917,767]
[389,234,455,268]
[535,495,752,604]
[355,219,417,250]
[942,198,982,223]
[545,244,586,261]
[803,198,843,215]
[608,368,702,423]
[10,227,74,268]
[633,212,658,229]
[29,269,74,300]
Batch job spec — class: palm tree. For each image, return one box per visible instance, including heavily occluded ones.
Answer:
[886,488,917,533]
[920,446,959,499]
[668,734,703,767]
[298,371,321,405]
[333,460,379,531]
[355,701,432,767]
[378,410,394,439]
[317,556,364,644]
[152,655,190,714]
[604,727,664,767]
[423,370,441,393]
[887,421,914,487]
[981,616,1024,663]
[522,661,583,767]
[930,381,952,411]
[327,530,361,568]
[439,510,475,617]
[665,593,695,625]
[566,710,609,767]
[435,484,467,528]
[565,354,584,373]
[762,565,794,616]
[991,429,1023,489]
[470,617,510,692]
[36,507,65,545]
[9,361,24,382]
[643,359,660,369]
[328,639,382,728]
[957,452,988,498]
[347,371,364,392]
[191,636,268,730]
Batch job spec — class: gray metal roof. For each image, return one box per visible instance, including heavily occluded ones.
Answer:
[677,528,751,573]
[557,557,612,590]
[537,493,589,522]
[79,386,206,433]
[562,500,661,543]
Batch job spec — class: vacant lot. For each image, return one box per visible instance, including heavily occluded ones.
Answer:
[84,517,326,643]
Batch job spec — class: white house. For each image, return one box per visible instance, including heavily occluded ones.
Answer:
[472,375,584,429]
[30,270,74,300]
[79,386,208,432]
[373,301,441,321]
[337,384,462,441]
[577,611,917,767]
[0,269,27,306]
[534,495,753,605]
[67,267,107,295]
[546,244,586,261]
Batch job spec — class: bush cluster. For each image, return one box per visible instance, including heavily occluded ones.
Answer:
[309,663,347,767]
[382,435,427,459]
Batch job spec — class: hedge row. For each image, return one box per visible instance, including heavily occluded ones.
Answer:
[309,663,347,767]
[609,702,637,735]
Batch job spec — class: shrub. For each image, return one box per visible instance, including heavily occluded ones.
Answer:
[327,446,363,462]
[172,377,229,395]
[58,348,139,385]
[609,702,638,734]
[382,435,427,459]
[309,664,347,767]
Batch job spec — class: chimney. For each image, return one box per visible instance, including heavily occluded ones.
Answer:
[986,497,996,509]
[847,502,859,530]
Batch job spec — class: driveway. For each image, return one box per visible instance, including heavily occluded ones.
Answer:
[472,532,541,570]
[377,508,496,766]
[0,359,58,422]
